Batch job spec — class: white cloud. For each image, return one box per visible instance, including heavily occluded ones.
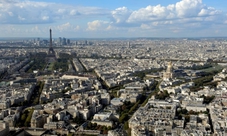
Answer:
[169,27,183,33]
[56,22,80,32]
[0,24,41,36]
[175,0,203,17]
[57,22,71,31]
[106,25,114,30]
[57,9,66,14]
[87,20,101,31]
[0,1,54,24]
[18,15,25,20]
[126,0,222,25]
[0,0,226,37]
[0,0,224,27]
[8,12,13,16]
[87,20,109,31]
[140,24,151,29]
[70,10,80,16]
[127,4,173,23]
[0,0,108,24]
[111,7,131,23]
[87,0,226,37]
[0,0,17,3]
[75,25,80,31]
[31,26,42,33]
[42,16,49,21]
[128,5,167,23]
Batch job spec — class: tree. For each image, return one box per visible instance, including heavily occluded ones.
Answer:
[24,109,34,127]
[103,130,108,134]
[103,126,107,131]
[73,114,85,125]
[21,114,27,121]
[24,121,30,127]
[87,122,92,129]
[202,95,215,104]
[181,108,188,114]
[124,121,129,130]
[93,123,97,129]
[184,115,190,123]
[97,125,103,131]
[129,100,140,114]
[107,126,112,130]
[119,113,129,123]
[121,104,127,111]
[155,90,169,100]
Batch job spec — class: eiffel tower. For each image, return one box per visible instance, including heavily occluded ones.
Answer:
[46,29,56,63]
[48,29,55,56]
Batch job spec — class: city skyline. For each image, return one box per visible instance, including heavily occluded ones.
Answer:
[0,0,227,38]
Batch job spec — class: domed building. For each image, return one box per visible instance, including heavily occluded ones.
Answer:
[163,61,174,81]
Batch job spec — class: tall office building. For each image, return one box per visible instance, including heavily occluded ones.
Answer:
[67,39,70,45]
[62,37,67,45]
[58,37,62,46]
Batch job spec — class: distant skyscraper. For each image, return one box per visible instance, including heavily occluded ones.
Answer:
[67,39,70,45]
[61,37,66,45]
[128,41,130,48]
[85,40,88,45]
[58,37,62,45]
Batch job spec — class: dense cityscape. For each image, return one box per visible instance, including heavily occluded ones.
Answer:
[0,28,226,136]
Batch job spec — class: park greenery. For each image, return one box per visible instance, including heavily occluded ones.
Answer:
[52,52,75,72]
[11,81,44,107]
[59,52,74,59]
[155,90,170,100]
[140,80,160,106]
[118,100,143,124]
[27,52,47,72]
[118,80,161,135]
[132,68,163,79]
[30,81,44,105]
[72,114,85,125]
[53,58,69,72]
[16,108,34,127]
[86,122,112,134]
[190,76,214,92]
[27,52,76,73]
[119,97,149,124]
[124,121,131,136]
[176,107,210,125]
[178,64,222,92]
[200,95,215,104]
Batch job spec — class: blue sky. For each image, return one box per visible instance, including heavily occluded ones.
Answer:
[0,0,227,38]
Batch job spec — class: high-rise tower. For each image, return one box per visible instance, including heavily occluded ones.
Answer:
[48,29,55,55]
